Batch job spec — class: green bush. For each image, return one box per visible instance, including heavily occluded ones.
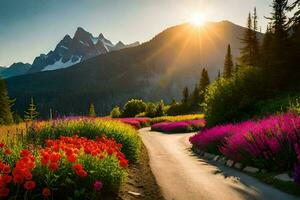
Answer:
[110,106,122,118]
[204,67,265,126]
[122,99,146,117]
[26,119,141,162]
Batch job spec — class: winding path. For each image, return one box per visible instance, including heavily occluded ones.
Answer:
[139,127,299,200]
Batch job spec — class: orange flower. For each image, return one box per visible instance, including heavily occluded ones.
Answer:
[24,181,36,190]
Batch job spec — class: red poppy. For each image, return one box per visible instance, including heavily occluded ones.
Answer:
[24,181,36,190]
[49,162,58,171]
[42,188,51,197]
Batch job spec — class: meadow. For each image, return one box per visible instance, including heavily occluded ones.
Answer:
[0,118,141,199]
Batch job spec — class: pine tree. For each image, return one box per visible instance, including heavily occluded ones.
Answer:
[199,68,210,103]
[0,78,14,124]
[239,13,253,65]
[191,84,199,105]
[252,7,260,64]
[155,100,165,117]
[88,103,96,117]
[24,98,39,122]
[182,87,189,104]
[260,25,273,67]
[217,69,221,79]
[223,44,234,78]
[265,0,289,89]
[288,0,300,26]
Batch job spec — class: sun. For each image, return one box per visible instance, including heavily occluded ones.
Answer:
[189,13,206,26]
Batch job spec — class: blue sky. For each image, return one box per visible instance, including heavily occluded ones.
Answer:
[0,0,272,66]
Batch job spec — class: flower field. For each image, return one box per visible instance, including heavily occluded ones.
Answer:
[113,117,150,129]
[150,114,204,125]
[190,112,300,182]
[151,119,206,133]
[0,117,141,199]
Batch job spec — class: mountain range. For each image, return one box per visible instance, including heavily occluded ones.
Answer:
[6,21,264,117]
[1,28,139,78]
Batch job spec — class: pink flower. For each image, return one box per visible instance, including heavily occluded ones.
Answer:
[93,180,103,191]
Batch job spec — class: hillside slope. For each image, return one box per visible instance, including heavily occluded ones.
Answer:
[7,21,263,116]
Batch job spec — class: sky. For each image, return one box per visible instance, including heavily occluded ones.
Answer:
[0,0,273,66]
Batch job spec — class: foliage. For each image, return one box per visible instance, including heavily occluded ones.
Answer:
[223,44,234,78]
[204,66,265,126]
[150,114,204,125]
[182,87,189,104]
[0,78,14,125]
[144,103,157,118]
[115,118,150,129]
[151,119,205,133]
[88,103,96,117]
[26,118,141,163]
[110,106,122,118]
[122,99,146,117]
[24,98,39,122]
[0,135,127,199]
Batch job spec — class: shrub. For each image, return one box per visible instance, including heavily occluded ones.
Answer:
[122,99,146,117]
[0,135,127,199]
[26,118,141,163]
[110,106,121,118]
[145,103,157,118]
[115,118,150,129]
[190,112,300,171]
[151,119,205,133]
[204,66,265,126]
[150,114,204,125]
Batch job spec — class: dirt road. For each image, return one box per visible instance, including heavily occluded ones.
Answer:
[140,128,299,200]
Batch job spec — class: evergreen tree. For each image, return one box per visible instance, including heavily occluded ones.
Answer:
[155,100,165,117]
[223,44,234,78]
[217,69,221,79]
[24,98,39,122]
[260,25,273,67]
[88,103,96,117]
[182,87,189,104]
[265,0,289,89]
[199,68,210,103]
[0,78,13,124]
[191,84,199,105]
[288,0,300,25]
[239,13,254,65]
[252,7,260,64]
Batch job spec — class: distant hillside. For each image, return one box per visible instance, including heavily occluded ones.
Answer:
[7,21,263,117]
[0,63,31,78]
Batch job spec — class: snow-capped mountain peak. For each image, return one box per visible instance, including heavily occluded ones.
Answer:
[27,27,140,74]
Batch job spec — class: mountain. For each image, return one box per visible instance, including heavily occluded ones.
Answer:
[7,21,263,117]
[0,63,31,78]
[28,27,140,73]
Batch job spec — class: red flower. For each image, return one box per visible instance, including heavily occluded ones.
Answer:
[41,157,49,165]
[42,188,51,197]
[1,175,12,183]
[0,187,9,197]
[67,154,76,163]
[4,149,11,155]
[13,173,24,184]
[20,149,30,157]
[49,162,58,171]
[2,165,10,174]
[24,181,36,190]
[76,169,87,178]
[119,159,128,168]
[72,164,83,171]
[0,143,5,148]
